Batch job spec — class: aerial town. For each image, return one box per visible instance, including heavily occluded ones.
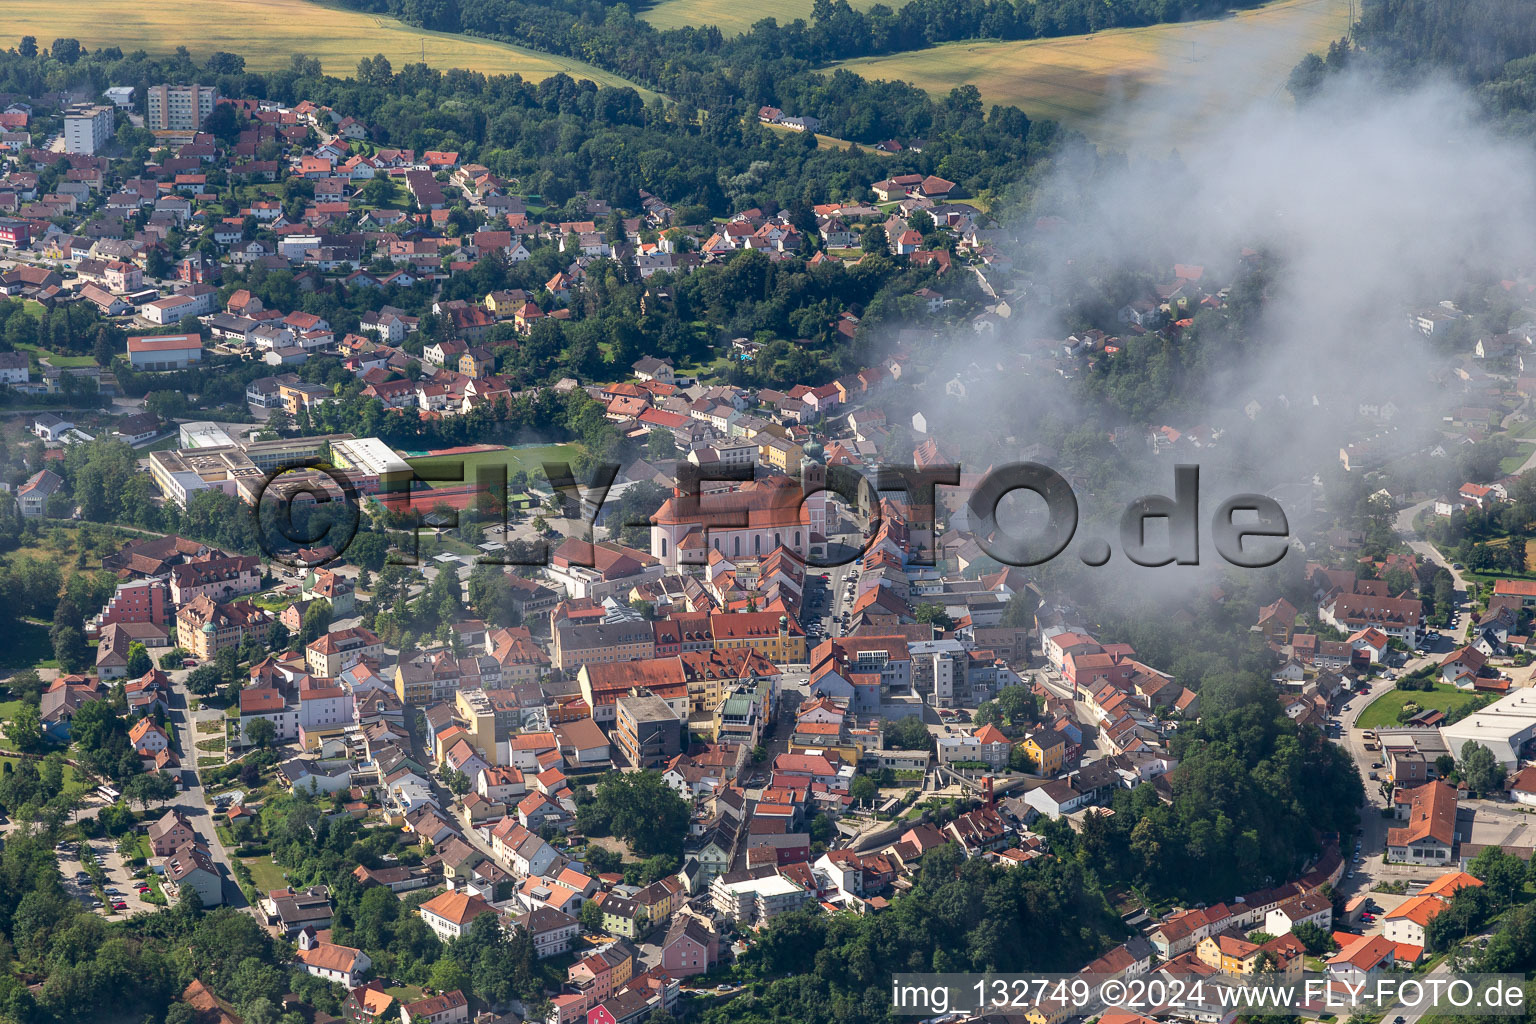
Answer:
[2,12,1536,1024]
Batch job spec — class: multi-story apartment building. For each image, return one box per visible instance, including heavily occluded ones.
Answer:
[92,578,170,632]
[306,626,384,677]
[63,104,114,154]
[615,694,683,769]
[145,84,218,130]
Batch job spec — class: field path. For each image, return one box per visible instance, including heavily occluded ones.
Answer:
[1,0,652,93]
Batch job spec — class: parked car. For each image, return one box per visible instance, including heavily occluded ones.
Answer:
[1368,771,1379,780]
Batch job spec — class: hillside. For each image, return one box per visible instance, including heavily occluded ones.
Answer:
[639,0,905,37]
[3,0,647,90]
[832,0,1352,149]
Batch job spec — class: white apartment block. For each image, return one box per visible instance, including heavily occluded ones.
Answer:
[63,104,114,155]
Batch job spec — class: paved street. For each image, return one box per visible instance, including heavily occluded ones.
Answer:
[164,674,249,908]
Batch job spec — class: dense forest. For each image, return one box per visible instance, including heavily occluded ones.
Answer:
[0,43,1057,214]
[1289,0,1536,134]
[337,0,1272,104]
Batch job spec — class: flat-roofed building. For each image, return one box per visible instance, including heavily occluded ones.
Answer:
[63,103,114,155]
[1440,687,1536,767]
[616,693,683,768]
[127,333,202,371]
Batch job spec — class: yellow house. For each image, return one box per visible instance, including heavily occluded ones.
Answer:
[454,689,500,763]
[1021,730,1066,776]
[458,349,493,378]
[757,434,804,475]
[1196,933,1262,975]
[710,612,806,663]
[1024,994,1075,1024]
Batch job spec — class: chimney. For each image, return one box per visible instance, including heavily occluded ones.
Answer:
[983,775,994,809]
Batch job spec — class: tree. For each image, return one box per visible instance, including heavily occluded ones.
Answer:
[995,686,1038,725]
[646,429,678,461]
[577,771,690,857]
[125,771,176,811]
[1291,920,1330,955]
[849,775,877,803]
[18,37,36,58]
[245,717,276,750]
[883,715,932,751]
[126,642,152,678]
[185,663,223,695]
[1460,741,1503,796]
[913,602,954,631]
[428,958,471,994]
[301,600,333,643]
[579,897,604,933]
[205,50,246,74]
[5,703,43,753]
[860,224,888,254]
[50,38,82,64]
[360,174,397,208]
[972,701,1000,727]
[51,625,88,674]
[1468,846,1526,909]
[1008,745,1036,773]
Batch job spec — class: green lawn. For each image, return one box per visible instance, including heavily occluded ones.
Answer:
[13,343,99,368]
[251,590,297,611]
[1499,443,1535,475]
[386,985,426,1004]
[1356,684,1491,729]
[0,756,91,794]
[403,442,583,490]
[242,855,288,893]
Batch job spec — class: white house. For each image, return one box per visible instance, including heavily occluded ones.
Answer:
[418,890,496,943]
[295,928,372,987]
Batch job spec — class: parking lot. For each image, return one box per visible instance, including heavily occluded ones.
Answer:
[55,840,159,917]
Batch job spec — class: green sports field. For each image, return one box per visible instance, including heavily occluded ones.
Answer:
[404,443,584,490]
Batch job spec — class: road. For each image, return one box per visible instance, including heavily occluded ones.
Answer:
[1392,500,1473,641]
[164,674,249,908]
